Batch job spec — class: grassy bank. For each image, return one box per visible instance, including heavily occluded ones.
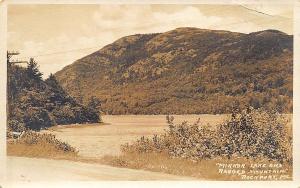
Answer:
[101,152,292,180]
[7,131,78,160]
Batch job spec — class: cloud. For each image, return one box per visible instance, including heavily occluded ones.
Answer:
[92,5,225,34]
[90,4,289,37]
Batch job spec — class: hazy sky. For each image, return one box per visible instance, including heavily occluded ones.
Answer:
[8,4,293,78]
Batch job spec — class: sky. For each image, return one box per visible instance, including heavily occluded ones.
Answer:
[7,4,293,78]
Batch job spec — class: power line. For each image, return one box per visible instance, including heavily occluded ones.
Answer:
[17,45,102,59]
[209,13,290,31]
[240,5,274,17]
[239,5,292,19]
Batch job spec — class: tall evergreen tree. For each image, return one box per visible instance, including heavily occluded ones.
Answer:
[45,74,65,94]
[27,58,43,81]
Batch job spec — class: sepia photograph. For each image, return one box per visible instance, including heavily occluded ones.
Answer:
[1,0,298,185]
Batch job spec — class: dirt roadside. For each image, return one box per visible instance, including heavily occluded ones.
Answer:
[4,156,195,181]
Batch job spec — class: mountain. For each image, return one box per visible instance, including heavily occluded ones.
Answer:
[55,27,293,114]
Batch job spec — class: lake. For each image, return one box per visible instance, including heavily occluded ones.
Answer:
[46,114,229,158]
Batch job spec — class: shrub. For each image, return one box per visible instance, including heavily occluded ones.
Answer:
[7,119,26,132]
[52,105,76,125]
[15,131,77,153]
[218,107,291,163]
[23,107,55,130]
[122,107,292,163]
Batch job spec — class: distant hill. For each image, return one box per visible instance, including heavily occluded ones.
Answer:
[55,27,293,114]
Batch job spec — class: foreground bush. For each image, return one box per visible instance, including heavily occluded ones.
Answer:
[7,131,78,158]
[122,107,292,163]
[7,119,26,132]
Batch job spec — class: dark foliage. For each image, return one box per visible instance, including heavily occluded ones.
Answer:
[7,59,101,132]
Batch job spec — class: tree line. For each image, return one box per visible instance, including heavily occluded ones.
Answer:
[7,57,101,132]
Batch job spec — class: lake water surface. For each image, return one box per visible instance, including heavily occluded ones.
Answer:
[47,114,230,158]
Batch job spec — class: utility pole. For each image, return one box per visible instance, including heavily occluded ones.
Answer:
[7,51,28,102]
[7,51,28,65]
[7,50,20,60]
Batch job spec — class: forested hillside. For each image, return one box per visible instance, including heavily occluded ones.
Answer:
[7,58,101,131]
[55,27,293,114]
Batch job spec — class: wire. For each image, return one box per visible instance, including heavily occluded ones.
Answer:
[209,14,289,31]
[17,45,102,59]
[239,5,292,19]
